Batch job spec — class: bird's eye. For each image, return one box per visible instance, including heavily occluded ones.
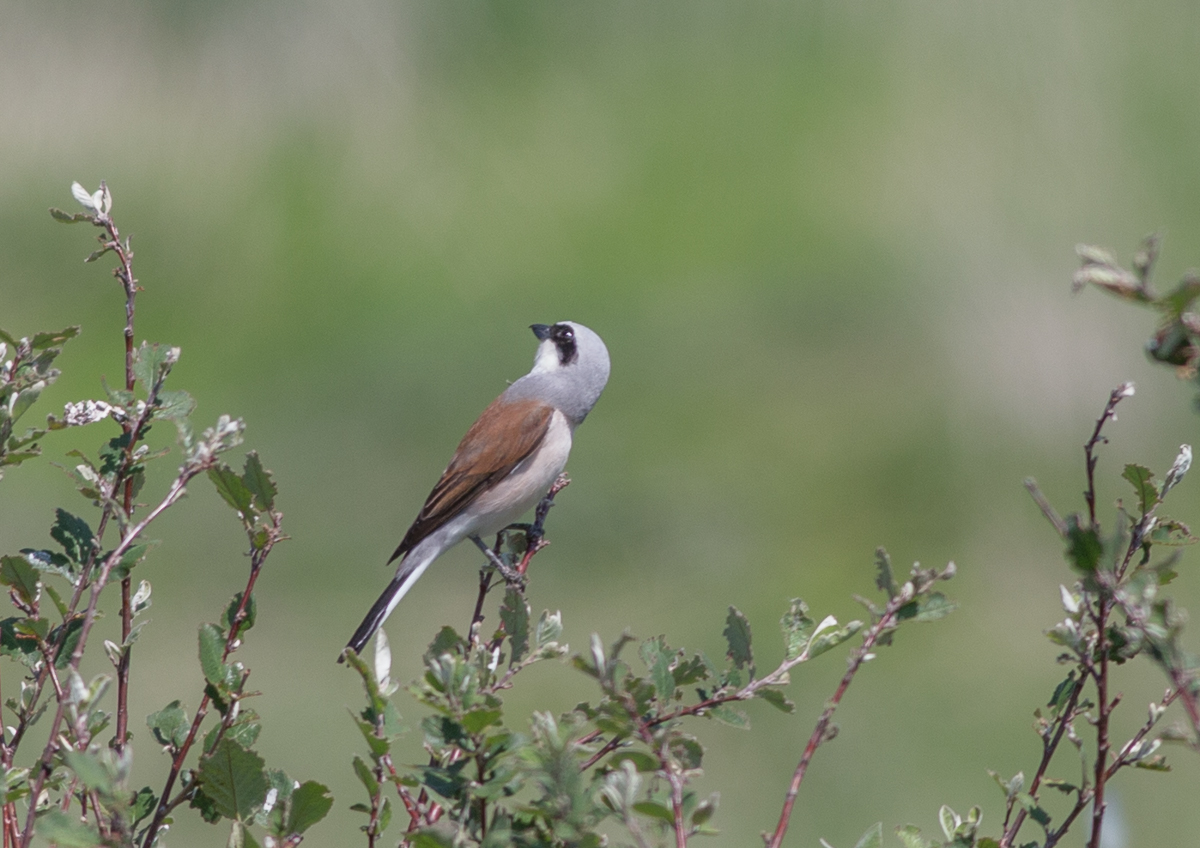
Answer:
[553,325,574,342]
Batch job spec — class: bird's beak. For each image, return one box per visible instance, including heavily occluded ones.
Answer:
[530,324,552,341]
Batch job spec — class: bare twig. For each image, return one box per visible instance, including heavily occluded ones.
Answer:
[763,576,939,848]
[1083,383,1134,527]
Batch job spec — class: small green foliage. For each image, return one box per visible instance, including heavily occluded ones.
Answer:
[34,809,104,847]
[0,555,40,608]
[723,606,753,670]
[198,622,228,687]
[1064,515,1102,573]
[51,508,95,564]
[195,739,269,822]
[1123,463,1159,514]
[147,700,190,750]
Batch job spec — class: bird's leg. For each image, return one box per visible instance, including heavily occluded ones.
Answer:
[469,535,526,587]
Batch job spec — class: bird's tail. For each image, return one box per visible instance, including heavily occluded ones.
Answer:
[339,551,435,662]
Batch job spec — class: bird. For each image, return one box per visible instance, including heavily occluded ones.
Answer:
[341,321,610,660]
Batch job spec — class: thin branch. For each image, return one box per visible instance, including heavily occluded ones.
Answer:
[999,674,1085,846]
[1083,383,1133,527]
[140,517,282,848]
[763,577,936,848]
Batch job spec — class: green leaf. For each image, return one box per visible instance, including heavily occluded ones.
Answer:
[1065,515,1101,573]
[639,636,675,702]
[130,787,157,828]
[912,592,955,622]
[1123,464,1159,514]
[0,556,40,607]
[222,592,257,634]
[148,700,190,749]
[806,620,862,658]
[49,207,92,223]
[461,708,502,734]
[723,607,753,669]
[707,704,750,729]
[1149,518,1198,546]
[29,327,80,350]
[242,451,277,511]
[781,598,815,660]
[132,341,177,390]
[51,509,95,564]
[61,749,114,795]
[286,781,333,835]
[199,623,228,687]
[52,617,84,668]
[209,465,254,517]
[894,825,931,848]
[153,389,195,422]
[632,801,675,825]
[875,547,897,598]
[500,589,529,665]
[754,687,795,713]
[534,609,563,650]
[109,543,152,581]
[853,822,883,848]
[34,810,103,846]
[196,739,268,822]
[351,755,379,796]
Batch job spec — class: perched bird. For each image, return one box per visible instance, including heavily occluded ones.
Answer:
[342,321,610,659]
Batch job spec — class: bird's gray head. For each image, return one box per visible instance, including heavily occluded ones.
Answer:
[508,321,610,426]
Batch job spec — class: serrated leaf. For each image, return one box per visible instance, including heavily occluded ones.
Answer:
[912,592,955,622]
[153,389,195,422]
[196,739,268,822]
[242,451,277,511]
[781,598,815,660]
[209,465,254,517]
[50,207,92,224]
[1123,464,1159,514]
[130,787,157,828]
[286,781,333,835]
[723,607,753,669]
[0,556,40,607]
[148,700,190,749]
[639,636,675,702]
[755,687,795,713]
[132,342,177,390]
[707,704,750,729]
[51,509,95,564]
[1149,518,1198,546]
[1065,515,1101,572]
[29,327,80,350]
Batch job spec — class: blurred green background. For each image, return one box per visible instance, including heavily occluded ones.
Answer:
[4,1,1200,845]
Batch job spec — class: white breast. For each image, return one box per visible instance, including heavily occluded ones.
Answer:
[462,409,573,537]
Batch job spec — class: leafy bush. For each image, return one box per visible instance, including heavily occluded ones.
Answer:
[1,190,1197,848]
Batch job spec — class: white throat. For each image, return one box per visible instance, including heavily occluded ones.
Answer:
[530,340,560,375]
